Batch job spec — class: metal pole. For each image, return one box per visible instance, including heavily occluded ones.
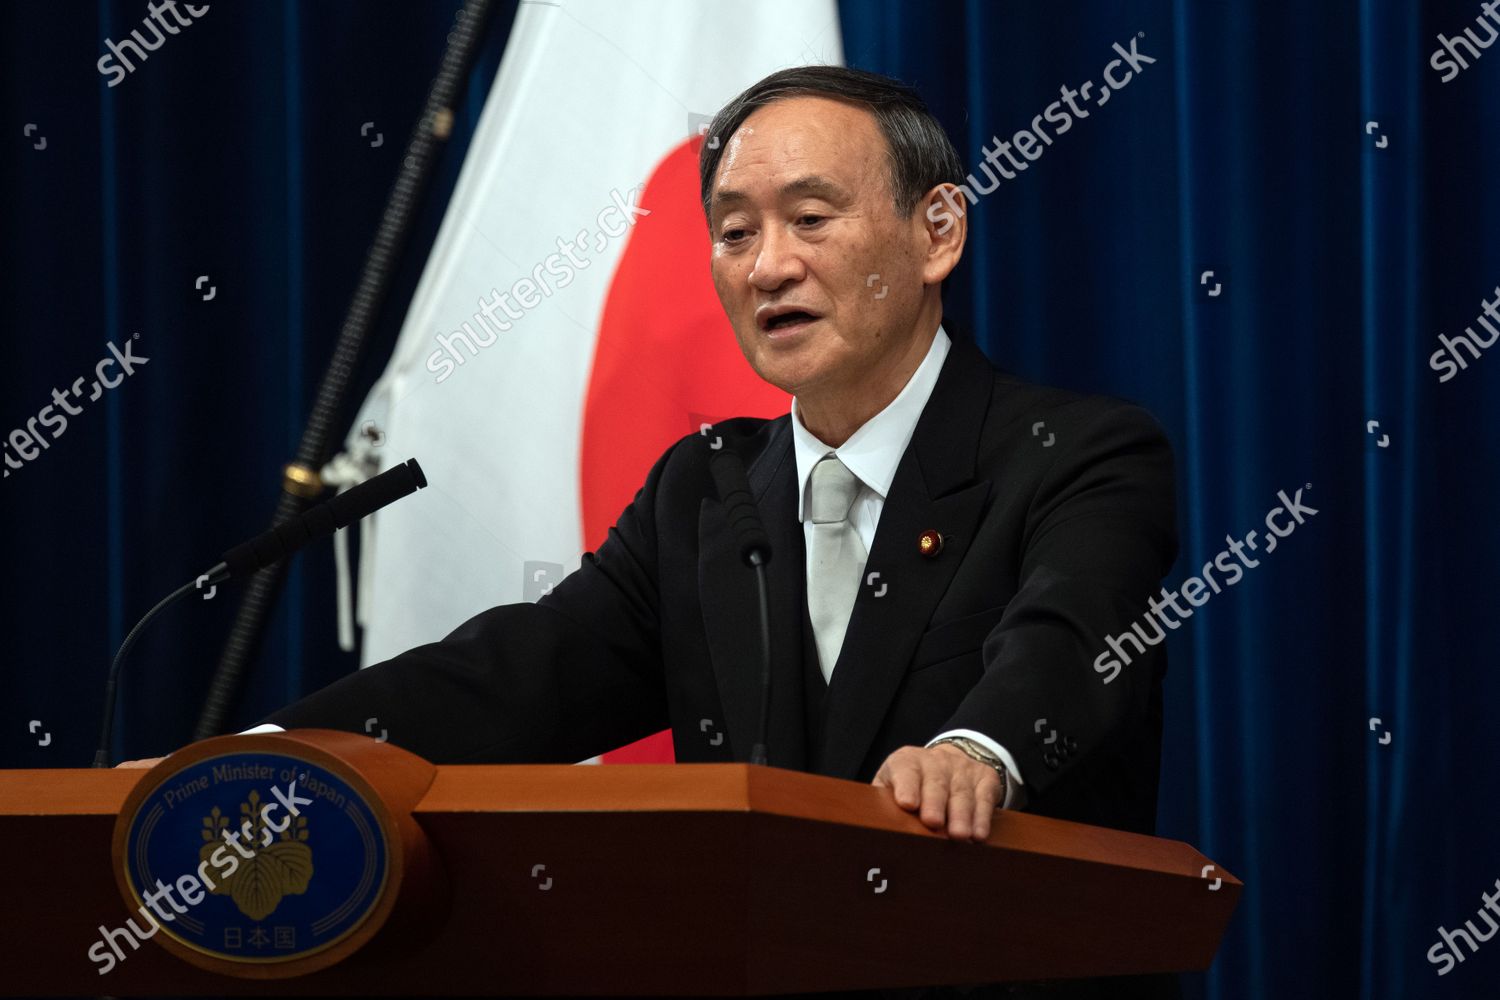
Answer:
[193,0,496,739]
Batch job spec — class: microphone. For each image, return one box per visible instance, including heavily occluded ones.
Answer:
[204,458,428,587]
[708,446,774,766]
[92,458,428,767]
[709,448,772,568]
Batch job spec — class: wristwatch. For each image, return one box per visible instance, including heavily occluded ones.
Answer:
[931,736,1009,806]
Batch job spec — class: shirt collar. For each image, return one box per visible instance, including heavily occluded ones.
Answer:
[790,325,951,523]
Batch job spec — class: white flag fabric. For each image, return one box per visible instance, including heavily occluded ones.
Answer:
[330,0,843,761]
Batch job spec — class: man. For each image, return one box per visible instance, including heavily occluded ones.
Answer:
[125,66,1178,997]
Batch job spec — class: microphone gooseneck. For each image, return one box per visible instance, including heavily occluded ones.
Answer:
[93,458,428,768]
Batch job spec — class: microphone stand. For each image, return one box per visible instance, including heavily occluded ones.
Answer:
[750,554,772,766]
[92,579,200,767]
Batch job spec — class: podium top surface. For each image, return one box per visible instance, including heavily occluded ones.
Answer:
[1,761,1223,879]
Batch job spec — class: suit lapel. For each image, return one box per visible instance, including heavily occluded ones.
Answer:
[817,338,996,780]
[699,422,808,770]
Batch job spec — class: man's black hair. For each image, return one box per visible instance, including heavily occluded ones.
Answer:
[699,65,964,221]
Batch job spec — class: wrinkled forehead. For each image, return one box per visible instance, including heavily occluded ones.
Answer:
[709,96,889,217]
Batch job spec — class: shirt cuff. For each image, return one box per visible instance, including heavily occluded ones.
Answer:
[238,723,285,735]
[927,728,1025,809]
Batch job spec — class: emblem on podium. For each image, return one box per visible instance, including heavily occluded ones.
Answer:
[114,742,396,975]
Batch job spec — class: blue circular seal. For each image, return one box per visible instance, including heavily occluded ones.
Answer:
[120,752,388,964]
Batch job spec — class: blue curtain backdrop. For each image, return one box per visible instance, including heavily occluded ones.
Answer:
[3,2,1496,999]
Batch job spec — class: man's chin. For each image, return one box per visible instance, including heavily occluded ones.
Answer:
[749,358,832,400]
[737,327,839,394]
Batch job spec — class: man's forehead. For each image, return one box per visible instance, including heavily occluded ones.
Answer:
[710,97,882,211]
[725,95,878,159]
[712,174,854,212]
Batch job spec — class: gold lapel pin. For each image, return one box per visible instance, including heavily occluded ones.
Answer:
[918,529,943,557]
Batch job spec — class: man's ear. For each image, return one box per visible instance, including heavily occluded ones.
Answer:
[915,183,968,286]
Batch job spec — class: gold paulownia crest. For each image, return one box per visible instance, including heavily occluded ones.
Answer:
[199,789,313,921]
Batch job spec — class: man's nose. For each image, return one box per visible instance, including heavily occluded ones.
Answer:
[748,226,806,291]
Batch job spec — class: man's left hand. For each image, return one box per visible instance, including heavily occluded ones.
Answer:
[872,743,1002,842]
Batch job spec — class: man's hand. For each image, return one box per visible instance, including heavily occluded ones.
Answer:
[115,757,166,769]
[872,743,1002,842]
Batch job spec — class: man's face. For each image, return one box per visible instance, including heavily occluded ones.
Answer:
[707,96,935,400]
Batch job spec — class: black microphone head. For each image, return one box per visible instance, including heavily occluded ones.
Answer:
[709,446,772,566]
[707,443,744,497]
[404,457,428,489]
[219,456,428,580]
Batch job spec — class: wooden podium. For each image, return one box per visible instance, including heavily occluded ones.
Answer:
[0,730,1240,995]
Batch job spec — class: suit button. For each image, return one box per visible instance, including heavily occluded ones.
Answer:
[1043,753,1059,770]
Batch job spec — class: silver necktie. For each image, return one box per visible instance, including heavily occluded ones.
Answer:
[806,455,868,682]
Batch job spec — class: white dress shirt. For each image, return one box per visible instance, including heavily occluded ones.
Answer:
[248,325,1025,807]
[790,325,1023,808]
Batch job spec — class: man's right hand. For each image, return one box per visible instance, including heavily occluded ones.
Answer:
[115,757,166,769]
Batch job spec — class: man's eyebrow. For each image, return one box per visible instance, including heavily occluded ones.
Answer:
[710,175,853,218]
[779,175,852,202]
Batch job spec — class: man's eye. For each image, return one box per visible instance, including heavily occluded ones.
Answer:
[797,214,824,226]
[721,228,749,243]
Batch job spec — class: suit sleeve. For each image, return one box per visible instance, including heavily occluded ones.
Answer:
[263,444,680,764]
[934,400,1178,804]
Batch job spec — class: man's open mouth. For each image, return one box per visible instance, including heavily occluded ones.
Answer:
[758,308,820,334]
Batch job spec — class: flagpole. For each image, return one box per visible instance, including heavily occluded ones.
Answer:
[191,0,497,741]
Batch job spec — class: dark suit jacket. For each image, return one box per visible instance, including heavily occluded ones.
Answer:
[269,336,1177,838]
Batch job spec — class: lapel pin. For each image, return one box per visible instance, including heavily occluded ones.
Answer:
[918,529,943,557]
